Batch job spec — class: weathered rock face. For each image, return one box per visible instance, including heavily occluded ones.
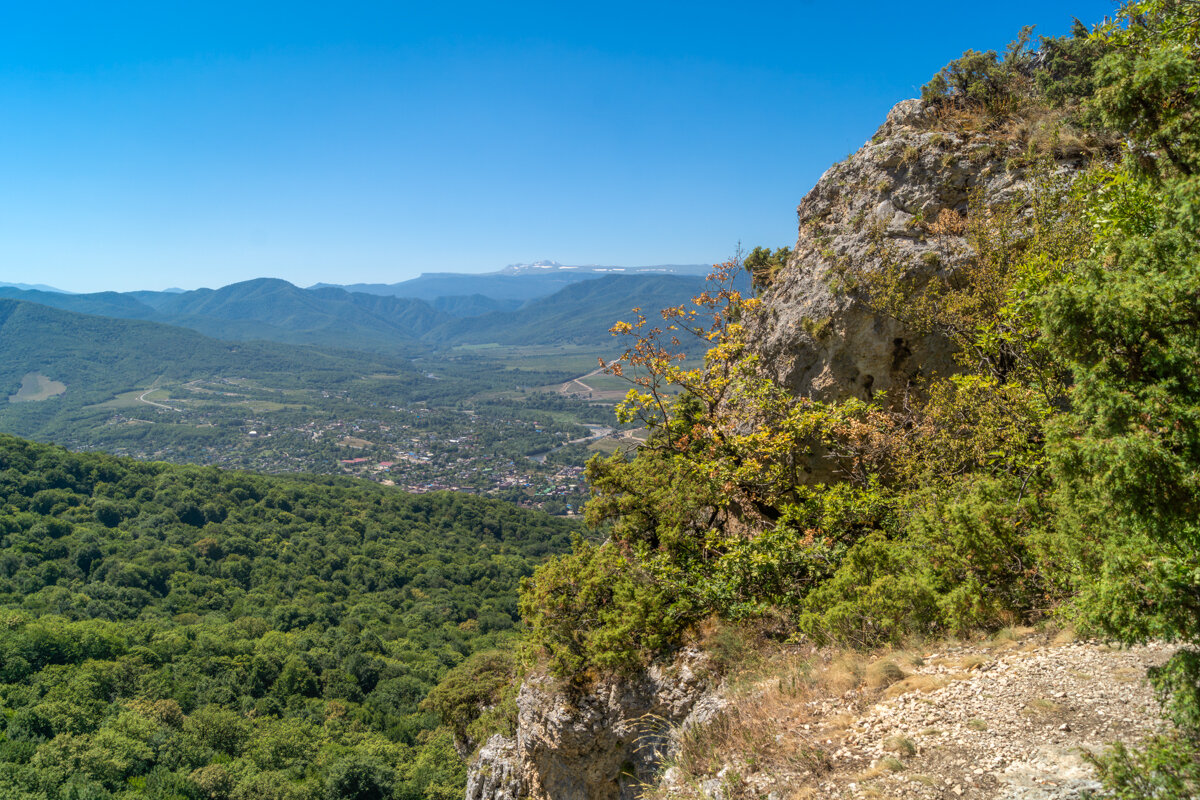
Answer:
[749,98,1068,404]
[465,648,723,800]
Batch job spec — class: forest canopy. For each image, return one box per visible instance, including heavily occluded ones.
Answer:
[0,434,577,799]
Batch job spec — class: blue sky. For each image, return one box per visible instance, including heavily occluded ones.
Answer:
[0,1,1117,292]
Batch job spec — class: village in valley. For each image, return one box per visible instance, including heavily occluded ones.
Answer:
[81,367,641,516]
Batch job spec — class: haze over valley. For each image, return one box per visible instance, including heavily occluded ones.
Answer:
[0,262,731,515]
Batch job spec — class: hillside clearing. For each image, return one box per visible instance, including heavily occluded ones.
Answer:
[8,372,66,403]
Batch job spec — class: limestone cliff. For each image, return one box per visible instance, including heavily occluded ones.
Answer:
[749,98,1086,404]
[465,648,724,800]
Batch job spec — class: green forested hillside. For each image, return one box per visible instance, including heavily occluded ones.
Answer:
[148,280,450,353]
[0,298,418,403]
[0,288,160,321]
[0,296,425,455]
[426,274,716,348]
[0,433,577,799]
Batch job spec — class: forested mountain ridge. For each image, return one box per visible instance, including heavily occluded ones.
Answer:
[0,433,578,799]
[0,273,715,354]
[0,297,416,404]
[424,274,723,349]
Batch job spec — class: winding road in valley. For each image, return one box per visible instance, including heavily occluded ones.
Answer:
[138,388,179,411]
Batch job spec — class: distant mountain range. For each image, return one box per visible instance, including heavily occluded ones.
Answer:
[426,274,716,347]
[0,281,71,293]
[0,266,737,353]
[310,261,714,302]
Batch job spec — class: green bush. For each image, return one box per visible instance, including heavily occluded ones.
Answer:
[922,25,1109,119]
[922,48,1019,109]
[1087,651,1200,798]
[324,756,397,800]
[1034,21,1107,108]
[423,649,518,750]
[744,246,793,291]
[519,538,697,678]
[796,479,1050,644]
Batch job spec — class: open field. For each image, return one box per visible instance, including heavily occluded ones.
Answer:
[91,389,150,409]
[9,373,66,403]
[454,343,616,376]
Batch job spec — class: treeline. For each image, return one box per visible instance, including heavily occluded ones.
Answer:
[0,434,577,798]
[521,4,1200,796]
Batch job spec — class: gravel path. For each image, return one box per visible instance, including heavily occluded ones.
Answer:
[810,638,1176,799]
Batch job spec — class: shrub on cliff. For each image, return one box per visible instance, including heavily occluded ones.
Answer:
[921,22,1110,134]
[519,537,697,678]
[423,649,519,751]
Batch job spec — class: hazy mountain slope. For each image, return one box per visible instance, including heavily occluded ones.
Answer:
[126,278,449,353]
[334,272,612,302]
[425,274,713,347]
[0,281,71,292]
[430,293,523,316]
[0,298,411,406]
[0,271,734,354]
[0,286,159,319]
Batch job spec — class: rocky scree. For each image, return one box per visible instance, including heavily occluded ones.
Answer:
[654,634,1174,800]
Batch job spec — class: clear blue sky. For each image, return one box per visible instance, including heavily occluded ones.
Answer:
[0,1,1117,292]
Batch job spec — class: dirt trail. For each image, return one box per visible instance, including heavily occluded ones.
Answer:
[679,636,1177,800]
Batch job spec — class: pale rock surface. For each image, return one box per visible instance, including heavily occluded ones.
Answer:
[466,648,723,800]
[748,98,1083,405]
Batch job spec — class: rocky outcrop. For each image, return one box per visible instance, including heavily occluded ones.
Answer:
[465,648,724,800]
[749,98,1082,404]
[465,98,1100,800]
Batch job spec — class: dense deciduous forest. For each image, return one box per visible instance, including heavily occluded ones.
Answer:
[0,434,577,799]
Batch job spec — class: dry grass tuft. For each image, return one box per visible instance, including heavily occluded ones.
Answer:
[919,97,1121,162]
[667,648,833,788]
[883,735,917,758]
[982,626,1032,651]
[866,659,907,689]
[1051,626,1078,645]
[927,208,968,237]
[1022,697,1065,718]
[954,654,991,671]
[821,652,868,694]
[884,673,951,699]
